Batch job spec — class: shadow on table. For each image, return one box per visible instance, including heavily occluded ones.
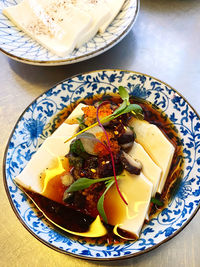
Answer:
[8,30,137,89]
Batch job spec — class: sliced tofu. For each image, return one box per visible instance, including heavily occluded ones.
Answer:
[14,123,79,194]
[75,0,111,48]
[129,119,175,194]
[3,0,92,57]
[99,0,125,33]
[104,171,153,238]
[15,147,61,193]
[128,142,162,196]
[65,103,86,124]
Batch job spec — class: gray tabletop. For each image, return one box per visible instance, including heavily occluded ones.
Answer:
[0,0,200,266]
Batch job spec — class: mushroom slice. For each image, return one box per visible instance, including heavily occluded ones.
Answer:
[118,127,135,152]
[121,142,134,153]
[120,151,142,175]
[118,127,135,145]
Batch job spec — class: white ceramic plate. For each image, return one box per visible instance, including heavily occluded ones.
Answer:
[4,70,200,260]
[0,0,138,65]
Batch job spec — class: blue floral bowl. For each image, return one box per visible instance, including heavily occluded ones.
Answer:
[4,70,200,260]
[0,0,138,65]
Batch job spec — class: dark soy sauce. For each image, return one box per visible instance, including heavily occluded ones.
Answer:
[25,189,94,233]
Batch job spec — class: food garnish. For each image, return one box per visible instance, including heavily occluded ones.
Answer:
[96,101,128,207]
[14,86,180,240]
[66,175,122,193]
[64,86,143,143]
[66,175,123,223]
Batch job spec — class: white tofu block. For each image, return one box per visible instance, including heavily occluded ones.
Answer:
[128,142,162,196]
[104,171,153,238]
[65,103,86,124]
[3,0,92,56]
[130,119,175,194]
[49,123,79,139]
[15,147,59,193]
[99,0,125,33]
[14,123,79,193]
[75,0,110,47]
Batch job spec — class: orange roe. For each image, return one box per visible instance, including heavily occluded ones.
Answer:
[94,132,120,156]
[82,103,113,126]
[82,106,97,126]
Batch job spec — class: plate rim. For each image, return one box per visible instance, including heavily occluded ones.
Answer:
[3,68,200,261]
[0,0,139,66]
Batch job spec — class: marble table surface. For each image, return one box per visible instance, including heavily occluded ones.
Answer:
[0,0,200,266]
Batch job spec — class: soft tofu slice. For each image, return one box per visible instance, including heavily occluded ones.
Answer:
[130,119,175,194]
[65,103,86,124]
[75,0,110,48]
[3,0,92,57]
[14,148,61,193]
[128,142,162,197]
[99,0,125,33]
[49,122,79,139]
[14,123,79,193]
[104,171,153,238]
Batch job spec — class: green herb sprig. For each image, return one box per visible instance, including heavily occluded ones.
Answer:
[66,176,119,193]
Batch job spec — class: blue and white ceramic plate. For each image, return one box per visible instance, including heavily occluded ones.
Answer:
[4,70,200,260]
[0,0,138,66]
